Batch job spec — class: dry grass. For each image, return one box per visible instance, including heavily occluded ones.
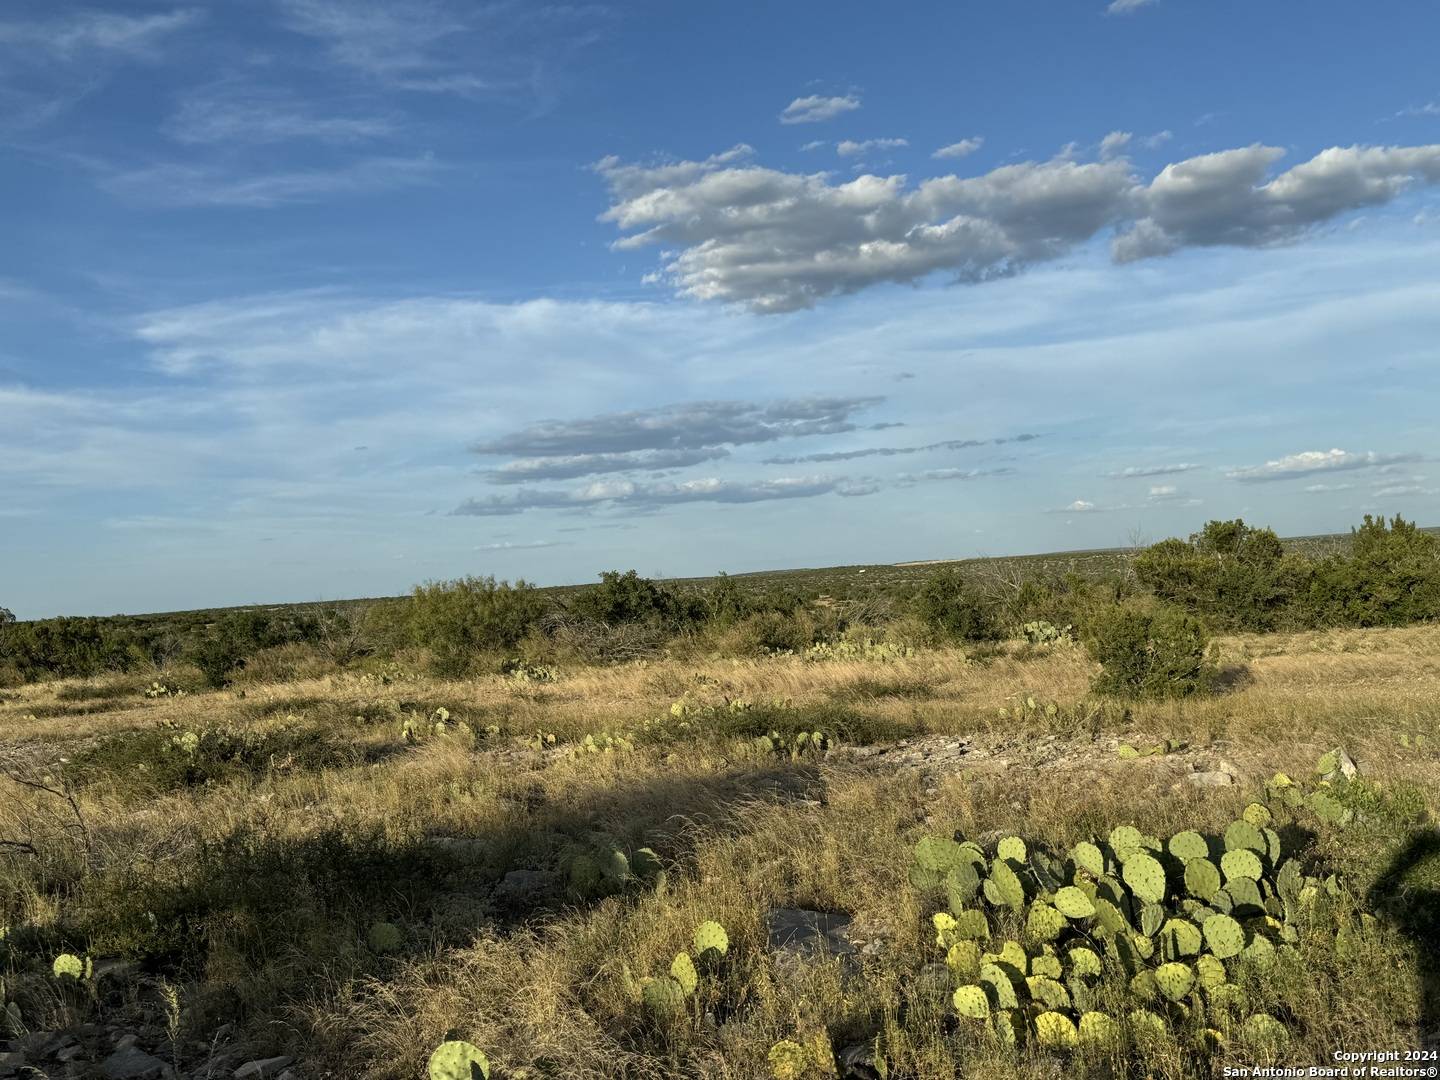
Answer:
[1,625,1437,1077]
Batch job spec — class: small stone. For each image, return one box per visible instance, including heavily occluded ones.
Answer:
[491,869,559,908]
[233,1055,295,1080]
[113,1034,139,1051]
[100,1045,167,1079]
[1188,770,1235,787]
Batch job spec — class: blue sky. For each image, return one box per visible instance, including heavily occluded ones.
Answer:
[2,0,1439,619]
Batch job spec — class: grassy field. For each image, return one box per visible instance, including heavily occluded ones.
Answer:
[1,621,1437,1079]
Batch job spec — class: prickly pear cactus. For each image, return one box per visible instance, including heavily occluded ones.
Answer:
[996,836,1027,863]
[428,1041,490,1080]
[1184,858,1222,902]
[1033,1010,1079,1048]
[1122,853,1167,904]
[1054,886,1095,919]
[1167,830,1209,862]
[1026,902,1066,942]
[1202,914,1245,959]
[52,954,89,980]
[1070,840,1105,879]
[642,976,687,1018]
[1224,820,1266,854]
[767,1040,808,1080]
[988,861,1026,910]
[692,920,729,958]
[669,952,698,995]
[952,985,990,1019]
[1221,848,1263,883]
[1154,962,1195,1001]
[1078,1011,1120,1046]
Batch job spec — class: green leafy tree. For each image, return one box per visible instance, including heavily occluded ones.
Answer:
[405,576,547,676]
[912,569,1003,642]
[1086,602,1217,699]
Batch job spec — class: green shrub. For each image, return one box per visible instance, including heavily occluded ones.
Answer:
[1134,519,1303,632]
[912,570,1003,642]
[404,576,547,677]
[1085,602,1217,699]
[570,570,703,629]
[1303,515,1440,627]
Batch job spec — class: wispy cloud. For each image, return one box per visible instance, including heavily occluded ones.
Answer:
[166,86,398,146]
[453,475,872,517]
[1106,462,1203,478]
[98,155,442,208]
[1226,448,1422,483]
[762,433,1039,465]
[933,137,984,160]
[598,141,1440,312]
[779,94,861,125]
[0,8,199,59]
[837,137,908,157]
[1105,0,1157,14]
[482,448,731,484]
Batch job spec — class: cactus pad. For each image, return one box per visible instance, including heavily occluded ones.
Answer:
[767,1040,808,1080]
[1026,902,1066,942]
[1242,802,1273,828]
[1224,820,1266,854]
[1128,1009,1166,1038]
[1030,952,1062,979]
[915,835,967,872]
[669,952,697,995]
[1129,970,1158,1001]
[1033,1011,1079,1048]
[952,908,990,939]
[692,921,729,958]
[1108,825,1145,860]
[1243,934,1277,971]
[1093,898,1128,936]
[1221,849,1263,882]
[1167,830,1209,862]
[1054,886,1096,919]
[1203,914,1245,959]
[642,976,687,1017]
[1139,903,1165,938]
[947,940,981,977]
[1026,975,1071,1010]
[428,1041,491,1080]
[946,862,982,909]
[1241,1013,1290,1056]
[1196,953,1227,988]
[979,963,1019,1009]
[52,954,87,980]
[1122,853,1167,904]
[952,985,990,1019]
[1067,946,1103,979]
[1161,918,1202,957]
[1070,841,1106,879]
[1078,1011,1120,1046]
[1154,962,1195,1001]
[1184,858,1222,902]
[988,861,1026,910]
[996,836,1027,863]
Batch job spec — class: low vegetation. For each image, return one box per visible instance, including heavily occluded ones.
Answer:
[0,518,1437,1077]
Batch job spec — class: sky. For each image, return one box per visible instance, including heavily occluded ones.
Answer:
[2,1,1439,619]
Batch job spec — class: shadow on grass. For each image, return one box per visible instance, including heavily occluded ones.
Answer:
[1368,828,1440,1050]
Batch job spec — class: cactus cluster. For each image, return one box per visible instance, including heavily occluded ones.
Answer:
[562,841,667,900]
[144,681,186,698]
[630,920,729,1021]
[581,730,634,754]
[52,953,92,980]
[1263,749,1362,828]
[1021,621,1073,646]
[751,729,831,760]
[803,638,914,662]
[915,811,1348,1058]
[501,659,558,684]
[400,708,479,748]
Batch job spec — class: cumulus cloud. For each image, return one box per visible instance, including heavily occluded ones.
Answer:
[934,137,983,160]
[780,94,861,124]
[762,432,1039,464]
[1106,462,1202,478]
[1226,448,1421,483]
[453,475,869,516]
[837,137,908,157]
[597,140,1440,312]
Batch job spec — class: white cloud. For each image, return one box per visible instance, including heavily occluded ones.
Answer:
[933,137,983,160]
[779,94,861,125]
[1372,483,1438,498]
[837,137,908,158]
[1226,448,1422,484]
[1148,484,1177,497]
[1142,130,1174,149]
[453,475,868,516]
[1303,482,1354,493]
[1100,131,1132,159]
[799,140,827,152]
[1106,0,1157,13]
[1397,102,1440,119]
[597,141,1440,312]
[1107,462,1202,478]
[1065,499,1097,512]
